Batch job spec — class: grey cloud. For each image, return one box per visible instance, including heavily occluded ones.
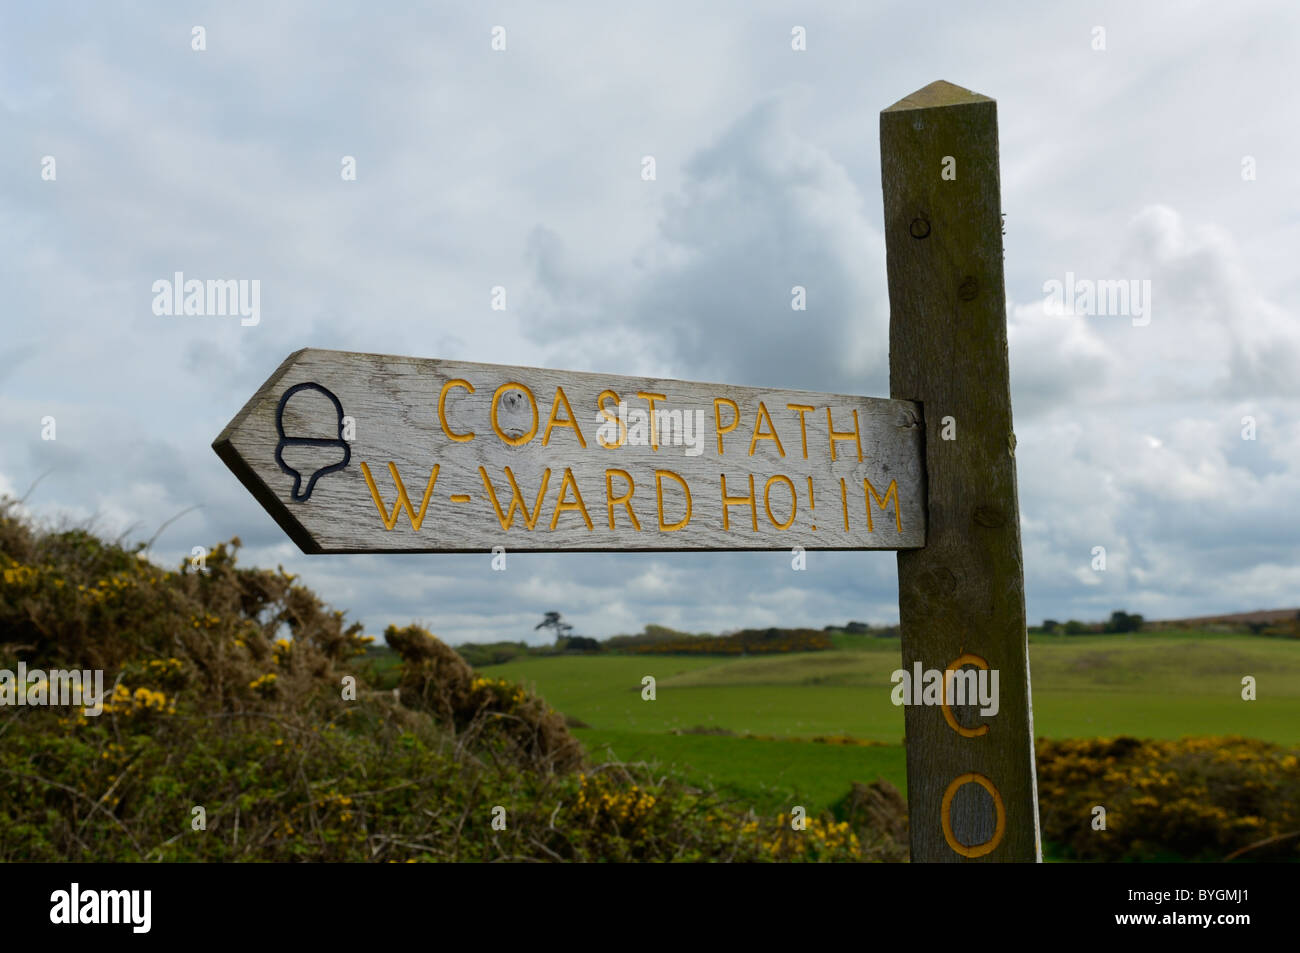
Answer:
[2,1,1299,643]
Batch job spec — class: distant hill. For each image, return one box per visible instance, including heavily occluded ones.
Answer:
[1148,608,1300,629]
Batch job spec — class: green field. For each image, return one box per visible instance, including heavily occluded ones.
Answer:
[492,632,1300,815]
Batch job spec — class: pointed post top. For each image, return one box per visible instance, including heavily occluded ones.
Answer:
[882,80,993,113]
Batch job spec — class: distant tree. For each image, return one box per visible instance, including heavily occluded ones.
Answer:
[1063,620,1087,635]
[1041,619,1059,634]
[844,621,870,634]
[565,636,601,653]
[1105,610,1144,633]
[535,611,574,645]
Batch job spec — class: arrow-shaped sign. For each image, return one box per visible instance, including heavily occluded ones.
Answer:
[213,348,926,554]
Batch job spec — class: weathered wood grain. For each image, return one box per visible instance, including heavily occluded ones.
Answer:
[214,349,925,553]
[882,80,1041,862]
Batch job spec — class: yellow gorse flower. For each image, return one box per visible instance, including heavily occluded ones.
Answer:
[99,684,174,716]
[249,672,279,692]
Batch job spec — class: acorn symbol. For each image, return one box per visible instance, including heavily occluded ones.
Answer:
[274,382,351,502]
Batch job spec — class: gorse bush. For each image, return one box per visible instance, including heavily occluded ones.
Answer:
[563,769,904,862]
[384,622,584,774]
[1037,736,1300,861]
[0,499,882,862]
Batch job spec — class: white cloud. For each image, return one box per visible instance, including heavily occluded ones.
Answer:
[3,1,1298,642]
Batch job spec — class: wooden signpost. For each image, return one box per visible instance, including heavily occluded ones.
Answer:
[214,80,1040,862]
[881,81,1040,862]
[214,351,925,554]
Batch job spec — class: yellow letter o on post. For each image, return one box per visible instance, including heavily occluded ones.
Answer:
[940,772,1005,858]
[941,651,990,738]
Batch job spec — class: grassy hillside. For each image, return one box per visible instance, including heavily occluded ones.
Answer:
[495,632,1300,743]
[492,631,1300,826]
[579,729,908,818]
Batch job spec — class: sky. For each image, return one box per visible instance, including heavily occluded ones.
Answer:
[2,1,1298,645]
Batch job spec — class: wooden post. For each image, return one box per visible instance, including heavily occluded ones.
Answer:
[881,81,1041,862]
